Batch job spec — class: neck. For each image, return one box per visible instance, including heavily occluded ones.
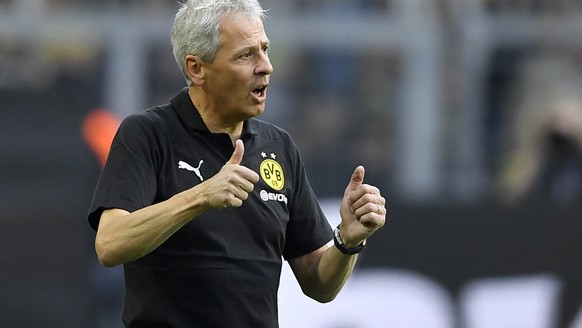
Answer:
[188,88,244,143]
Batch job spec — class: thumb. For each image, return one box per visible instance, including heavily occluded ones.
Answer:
[228,139,245,165]
[346,165,365,191]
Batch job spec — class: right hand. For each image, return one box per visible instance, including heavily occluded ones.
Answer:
[200,139,259,208]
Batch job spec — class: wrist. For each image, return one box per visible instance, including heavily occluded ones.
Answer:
[333,225,366,255]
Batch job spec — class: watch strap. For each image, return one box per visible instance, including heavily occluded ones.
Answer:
[333,224,366,255]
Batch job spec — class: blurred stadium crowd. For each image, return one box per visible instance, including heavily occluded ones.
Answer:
[3,0,582,203]
[1,0,582,327]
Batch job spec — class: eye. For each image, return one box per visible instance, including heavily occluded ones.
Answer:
[240,51,253,59]
[262,45,269,54]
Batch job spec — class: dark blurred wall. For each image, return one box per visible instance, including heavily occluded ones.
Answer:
[0,44,106,327]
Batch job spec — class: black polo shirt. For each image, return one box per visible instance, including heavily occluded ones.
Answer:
[88,88,333,327]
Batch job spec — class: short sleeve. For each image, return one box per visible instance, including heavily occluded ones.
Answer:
[87,113,159,231]
[282,139,333,260]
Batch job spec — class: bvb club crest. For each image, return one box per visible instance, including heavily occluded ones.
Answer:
[259,153,284,191]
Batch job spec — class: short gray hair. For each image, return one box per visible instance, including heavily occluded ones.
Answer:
[171,0,267,86]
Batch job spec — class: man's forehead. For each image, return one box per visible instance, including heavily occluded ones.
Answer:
[219,15,268,44]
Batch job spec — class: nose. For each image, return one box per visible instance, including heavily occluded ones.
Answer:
[255,52,273,75]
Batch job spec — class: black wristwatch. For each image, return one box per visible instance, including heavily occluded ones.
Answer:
[333,225,366,255]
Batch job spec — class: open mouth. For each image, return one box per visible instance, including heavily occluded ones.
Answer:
[252,86,266,97]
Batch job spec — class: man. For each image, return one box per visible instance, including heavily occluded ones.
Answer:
[88,0,386,326]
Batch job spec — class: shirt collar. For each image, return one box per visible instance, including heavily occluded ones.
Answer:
[170,87,258,137]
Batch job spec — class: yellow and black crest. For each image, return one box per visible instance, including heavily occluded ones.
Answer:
[259,154,284,191]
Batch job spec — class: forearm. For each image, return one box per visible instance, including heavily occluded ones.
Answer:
[295,244,359,303]
[316,245,359,301]
[95,148,259,267]
[95,188,208,267]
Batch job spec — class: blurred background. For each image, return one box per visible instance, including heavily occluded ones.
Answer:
[1,0,582,327]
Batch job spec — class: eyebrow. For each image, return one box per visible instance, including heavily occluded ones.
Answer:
[235,39,269,55]
[251,39,270,49]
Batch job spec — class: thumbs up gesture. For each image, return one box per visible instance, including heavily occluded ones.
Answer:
[199,139,259,209]
[339,166,386,247]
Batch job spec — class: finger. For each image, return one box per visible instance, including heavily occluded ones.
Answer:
[239,179,256,193]
[350,187,383,208]
[345,165,365,193]
[353,200,386,218]
[223,186,249,208]
[228,139,244,165]
[226,196,244,208]
[241,167,260,184]
[358,212,386,229]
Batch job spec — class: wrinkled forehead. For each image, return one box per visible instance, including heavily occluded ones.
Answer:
[218,14,268,47]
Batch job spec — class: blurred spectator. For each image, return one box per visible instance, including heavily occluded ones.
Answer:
[483,0,582,15]
[82,109,120,168]
[498,51,582,206]
[279,48,398,198]
[288,94,354,197]
[146,46,185,107]
[293,0,389,13]
[45,0,176,12]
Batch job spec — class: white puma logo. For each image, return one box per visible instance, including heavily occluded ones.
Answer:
[178,160,204,181]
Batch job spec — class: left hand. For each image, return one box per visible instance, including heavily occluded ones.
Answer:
[339,166,386,247]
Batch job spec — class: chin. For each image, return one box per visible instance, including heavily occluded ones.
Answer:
[236,107,264,122]
[249,105,266,117]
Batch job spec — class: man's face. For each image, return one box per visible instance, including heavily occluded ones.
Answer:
[203,15,273,123]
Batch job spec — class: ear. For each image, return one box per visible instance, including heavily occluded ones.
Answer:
[184,54,206,86]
